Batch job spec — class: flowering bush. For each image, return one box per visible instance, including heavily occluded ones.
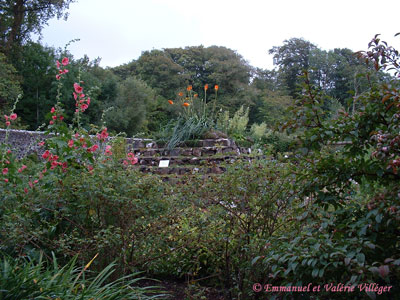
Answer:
[160,84,220,148]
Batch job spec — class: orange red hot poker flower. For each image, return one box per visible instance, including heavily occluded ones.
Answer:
[168,100,174,105]
[183,102,190,107]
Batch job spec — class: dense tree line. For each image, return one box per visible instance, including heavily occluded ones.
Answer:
[0,1,392,135]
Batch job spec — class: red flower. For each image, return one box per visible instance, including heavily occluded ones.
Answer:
[2,168,8,175]
[4,179,8,183]
[98,128,108,140]
[62,57,69,66]
[42,150,50,159]
[56,75,61,80]
[68,140,74,148]
[18,165,27,173]
[10,113,17,120]
[5,121,10,126]
[51,107,56,113]
[59,115,64,121]
[74,83,83,94]
[214,85,219,91]
[88,144,99,152]
[80,104,88,112]
[49,120,54,125]
[52,115,57,120]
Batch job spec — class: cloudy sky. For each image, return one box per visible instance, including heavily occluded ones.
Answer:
[37,0,400,70]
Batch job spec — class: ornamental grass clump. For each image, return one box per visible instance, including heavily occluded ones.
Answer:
[0,253,165,299]
[162,84,219,149]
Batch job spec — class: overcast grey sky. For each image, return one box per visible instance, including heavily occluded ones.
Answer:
[36,0,400,69]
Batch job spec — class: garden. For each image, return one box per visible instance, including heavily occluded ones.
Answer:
[0,35,399,299]
[1,2,400,297]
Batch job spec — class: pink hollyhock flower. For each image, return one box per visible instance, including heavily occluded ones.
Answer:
[52,115,57,120]
[4,179,8,183]
[5,160,10,164]
[56,75,61,80]
[10,113,17,120]
[131,157,138,165]
[74,83,83,94]
[87,98,91,105]
[62,57,69,66]
[4,115,9,121]
[59,115,64,121]
[62,162,68,169]
[7,150,11,154]
[59,69,63,74]
[56,60,60,69]
[80,93,85,98]
[38,141,45,146]
[24,187,28,194]
[2,168,8,175]
[5,121,10,126]
[29,181,33,188]
[99,128,108,140]
[81,104,88,112]
[68,140,74,148]
[42,150,50,159]
[88,144,99,152]
[51,107,56,113]
[73,92,78,100]
[34,179,38,184]
[123,160,129,166]
[63,69,69,74]
[49,120,54,125]
[18,165,27,173]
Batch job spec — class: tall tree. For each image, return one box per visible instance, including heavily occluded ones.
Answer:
[0,0,74,57]
[269,38,317,98]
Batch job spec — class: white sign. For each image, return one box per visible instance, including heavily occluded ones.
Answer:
[159,160,170,168]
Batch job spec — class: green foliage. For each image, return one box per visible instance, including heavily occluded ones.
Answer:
[0,0,74,57]
[260,35,400,299]
[0,52,22,112]
[105,77,156,136]
[0,253,164,299]
[217,105,249,136]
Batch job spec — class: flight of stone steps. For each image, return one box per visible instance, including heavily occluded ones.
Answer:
[0,129,264,179]
[126,138,264,178]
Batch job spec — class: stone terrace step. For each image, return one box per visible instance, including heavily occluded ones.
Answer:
[138,165,227,176]
[131,146,257,157]
[136,155,265,167]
